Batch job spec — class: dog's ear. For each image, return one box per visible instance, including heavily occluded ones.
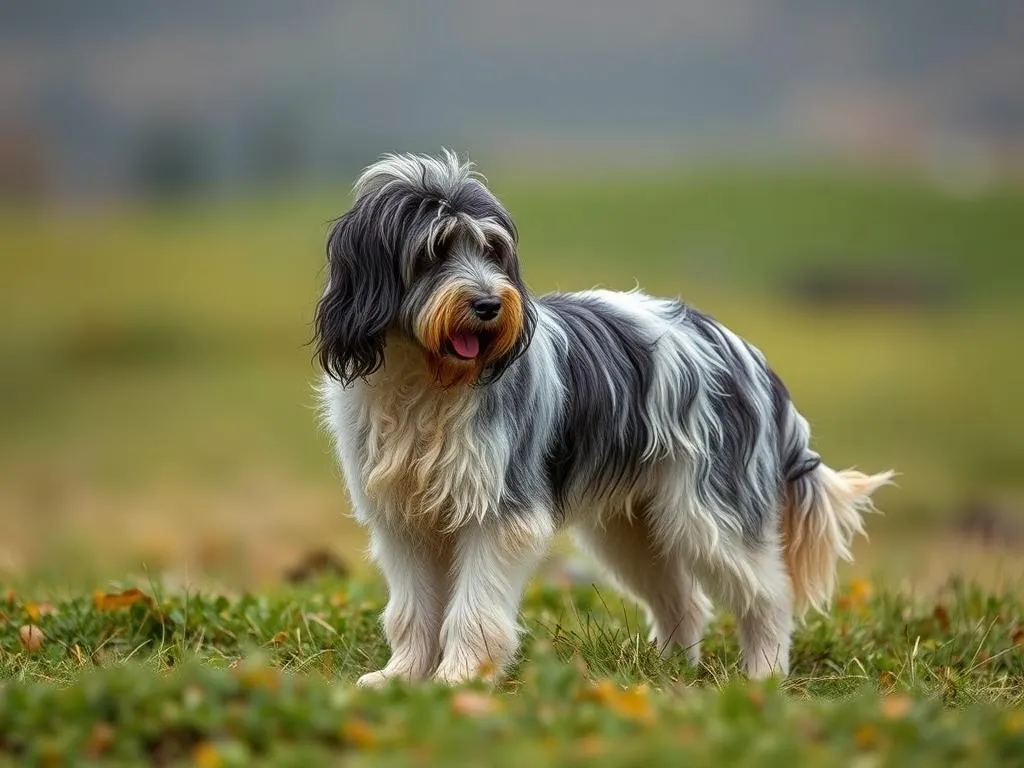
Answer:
[314,200,402,385]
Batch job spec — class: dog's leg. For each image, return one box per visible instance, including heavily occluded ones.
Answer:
[574,513,709,665]
[357,524,450,688]
[434,515,553,685]
[687,536,793,679]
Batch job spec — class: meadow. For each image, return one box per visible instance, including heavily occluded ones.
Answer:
[1,166,1023,763]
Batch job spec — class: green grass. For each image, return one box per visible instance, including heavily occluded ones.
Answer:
[2,578,1023,765]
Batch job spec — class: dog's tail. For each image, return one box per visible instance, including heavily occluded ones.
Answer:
[778,406,893,614]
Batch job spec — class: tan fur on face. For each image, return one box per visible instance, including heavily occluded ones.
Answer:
[414,280,525,388]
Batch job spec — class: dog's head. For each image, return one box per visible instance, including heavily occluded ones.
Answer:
[314,151,535,387]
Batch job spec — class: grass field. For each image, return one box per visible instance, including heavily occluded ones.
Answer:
[2,577,1023,764]
[2,166,1023,763]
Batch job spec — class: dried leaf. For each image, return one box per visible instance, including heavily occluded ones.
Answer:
[1011,627,1024,647]
[848,578,873,607]
[270,631,289,646]
[585,680,654,723]
[86,723,116,758]
[855,724,877,749]
[576,735,605,757]
[93,588,151,611]
[452,691,502,717]
[18,624,44,652]
[340,719,377,749]
[192,742,223,768]
[933,604,951,631]
[24,602,55,622]
[880,695,912,720]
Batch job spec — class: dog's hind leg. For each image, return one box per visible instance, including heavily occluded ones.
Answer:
[574,511,710,665]
[684,532,794,679]
[357,524,451,688]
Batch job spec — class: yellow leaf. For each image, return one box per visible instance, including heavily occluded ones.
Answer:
[585,680,654,723]
[855,724,877,749]
[270,631,289,646]
[93,588,151,611]
[848,578,873,607]
[340,719,377,749]
[23,602,55,622]
[192,741,223,768]
[24,602,41,623]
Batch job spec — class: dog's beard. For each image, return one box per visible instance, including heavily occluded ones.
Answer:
[414,282,525,387]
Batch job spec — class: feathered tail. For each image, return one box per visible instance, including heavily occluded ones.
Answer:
[782,464,894,613]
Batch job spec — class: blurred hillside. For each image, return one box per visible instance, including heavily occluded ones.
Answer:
[2,1,1023,199]
[2,169,1023,586]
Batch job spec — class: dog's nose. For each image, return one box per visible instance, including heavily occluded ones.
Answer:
[471,296,502,321]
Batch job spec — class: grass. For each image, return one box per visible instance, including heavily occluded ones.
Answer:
[2,577,1024,765]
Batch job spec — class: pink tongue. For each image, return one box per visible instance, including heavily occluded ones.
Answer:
[449,332,480,359]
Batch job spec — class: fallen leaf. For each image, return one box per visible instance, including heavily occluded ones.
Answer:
[576,735,605,757]
[93,588,151,611]
[933,605,950,631]
[452,691,502,717]
[855,724,877,749]
[18,624,44,652]
[340,719,377,749]
[86,723,116,758]
[270,631,289,646]
[848,578,873,607]
[1011,627,1024,647]
[24,602,56,622]
[585,680,654,723]
[880,695,912,720]
[192,741,223,768]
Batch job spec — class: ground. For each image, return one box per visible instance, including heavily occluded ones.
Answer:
[2,577,1023,765]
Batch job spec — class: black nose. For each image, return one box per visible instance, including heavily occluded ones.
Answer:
[471,296,502,321]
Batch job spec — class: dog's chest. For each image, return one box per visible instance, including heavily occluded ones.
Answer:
[349,353,505,531]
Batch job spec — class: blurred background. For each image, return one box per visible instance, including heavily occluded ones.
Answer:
[2,1,1023,589]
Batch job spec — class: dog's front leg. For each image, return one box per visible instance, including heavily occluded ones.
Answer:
[434,515,553,685]
[357,524,450,688]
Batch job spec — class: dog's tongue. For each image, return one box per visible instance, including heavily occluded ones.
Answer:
[449,332,480,359]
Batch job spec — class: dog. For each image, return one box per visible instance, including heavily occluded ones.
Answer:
[314,151,892,686]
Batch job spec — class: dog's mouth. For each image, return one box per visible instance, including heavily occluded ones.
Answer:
[444,331,491,361]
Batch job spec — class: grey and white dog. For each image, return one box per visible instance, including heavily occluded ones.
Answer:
[315,151,891,686]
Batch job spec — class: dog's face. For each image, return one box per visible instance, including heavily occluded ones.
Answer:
[315,152,535,387]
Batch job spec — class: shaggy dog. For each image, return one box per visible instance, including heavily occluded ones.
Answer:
[314,151,892,686]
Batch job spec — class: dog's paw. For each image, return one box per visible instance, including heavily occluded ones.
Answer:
[356,669,400,689]
[433,658,496,686]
